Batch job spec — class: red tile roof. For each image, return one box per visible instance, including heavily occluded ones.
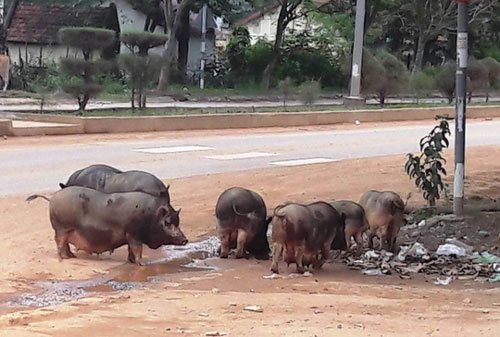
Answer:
[7,4,117,45]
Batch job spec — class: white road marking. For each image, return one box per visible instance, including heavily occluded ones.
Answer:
[270,158,339,167]
[206,152,277,160]
[132,145,215,154]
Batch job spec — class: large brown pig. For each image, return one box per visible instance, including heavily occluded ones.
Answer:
[270,202,344,274]
[359,191,405,252]
[331,201,369,253]
[27,186,187,265]
[215,187,271,260]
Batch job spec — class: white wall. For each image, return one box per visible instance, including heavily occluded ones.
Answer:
[244,6,317,45]
[7,43,81,65]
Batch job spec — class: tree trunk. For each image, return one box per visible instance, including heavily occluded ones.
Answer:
[412,32,426,73]
[158,0,196,91]
[177,7,190,74]
[131,88,136,111]
[261,3,288,89]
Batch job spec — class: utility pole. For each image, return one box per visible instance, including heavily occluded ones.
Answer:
[454,0,469,217]
[199,4,207,89]
[349,0,366,98]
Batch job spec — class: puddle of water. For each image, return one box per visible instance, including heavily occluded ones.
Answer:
[0,237,221,311]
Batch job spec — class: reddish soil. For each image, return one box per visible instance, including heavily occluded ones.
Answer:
[0,129,500,336]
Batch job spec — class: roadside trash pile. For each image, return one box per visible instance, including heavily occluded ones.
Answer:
[343,239,500,285]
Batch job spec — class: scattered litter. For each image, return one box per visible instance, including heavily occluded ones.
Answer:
[288,271,312,278]
[199,313,209,317]
[355,120,361,125]
[434,276,453,286]
[354,323,365,329]
[492,303,500,307]
[445,239,474,254]
[364,250,380,260]
[398,242,428,261]
[494,264,500,273]
[473,252,500,264]
[337,324,342,329]
[263,273,284,279]
[463,298,471,304]
[478,230,490,238]
[205,332,227,336]
[436,244,467,257]
[363,269,383,276]
[482,309,490,314]
[488,274,500,283]
[211,288,220,294]
[229,302,237,307]
[417,220,426,228]
[244,305,263,313]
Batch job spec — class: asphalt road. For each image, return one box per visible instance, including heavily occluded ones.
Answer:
[2,120,500,196]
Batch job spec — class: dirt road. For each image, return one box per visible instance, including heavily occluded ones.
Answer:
[1,136,500,336]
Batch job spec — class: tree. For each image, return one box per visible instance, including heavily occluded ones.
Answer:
[157,0,197,91]
[120,31,167,110]
[58,27,116,112]
[261,0,305,89]
[393,0,499,72]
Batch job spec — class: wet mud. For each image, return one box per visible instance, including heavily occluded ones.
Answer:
[0,237,221,312]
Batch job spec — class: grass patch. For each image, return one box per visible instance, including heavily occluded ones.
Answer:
[45,101,483,117]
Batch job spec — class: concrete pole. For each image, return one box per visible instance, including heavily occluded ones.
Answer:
[200,4,207,89]
[454,0,469,216]
[349,0,366,97]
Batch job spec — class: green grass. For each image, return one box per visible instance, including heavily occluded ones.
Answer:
[48,101,498,117]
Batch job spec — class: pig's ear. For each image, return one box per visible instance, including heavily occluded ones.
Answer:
[166,185,170,191]
[266,216,272,225]
[157,206,169,218]
[176,208,181,215]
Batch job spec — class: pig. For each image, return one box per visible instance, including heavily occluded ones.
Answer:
[270,202,344,274]
[331,201,369,253]
[215,187,271,260]
[26,186,187,266]
[359,191,405,252]
[60,164,172,207]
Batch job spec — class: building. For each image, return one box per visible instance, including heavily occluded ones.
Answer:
[5,2,120,65]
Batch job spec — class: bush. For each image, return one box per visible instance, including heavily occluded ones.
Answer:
[278,77,295,108]
[481,57,500,101]
[298,80,321,105]
[405,119,451,207]
[361,50,409,105]
[245,41,273,82]
[225,26,251,77]
[410,71,434,102]
[58,27,117,59]
[434,62,456,104]
[121,31,167,56]
[467,57,488,101]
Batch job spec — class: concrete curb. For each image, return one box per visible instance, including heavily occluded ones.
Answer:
[3,105,500,136]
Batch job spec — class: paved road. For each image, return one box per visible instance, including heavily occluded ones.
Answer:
[2,120,500,195]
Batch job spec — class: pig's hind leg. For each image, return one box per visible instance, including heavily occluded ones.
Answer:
[54,231,76,259]
[271,243,283,274]
[235,229,249,259]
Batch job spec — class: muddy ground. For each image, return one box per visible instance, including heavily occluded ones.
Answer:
[1,130,500,336]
